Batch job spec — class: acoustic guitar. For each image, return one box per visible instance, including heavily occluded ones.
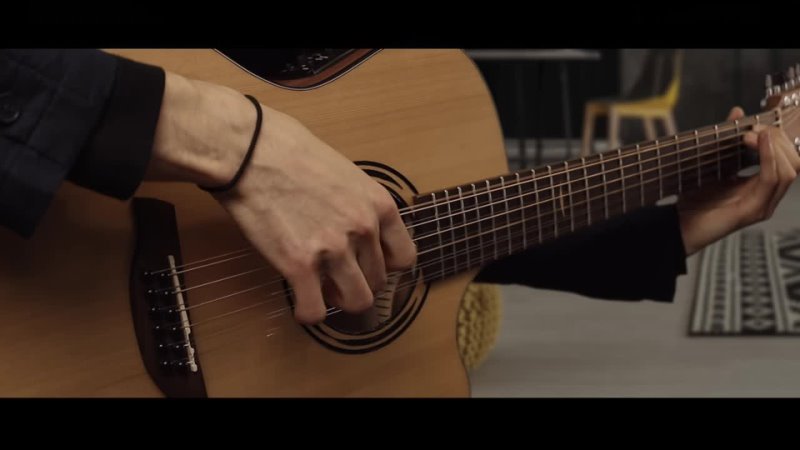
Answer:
[0,49,798,397]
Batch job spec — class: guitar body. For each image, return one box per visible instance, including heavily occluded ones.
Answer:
[0,49,508,396]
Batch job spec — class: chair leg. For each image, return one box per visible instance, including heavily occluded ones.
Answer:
[608,107,620,150]
[663,112,678,135]
[643,117,657,141]
[581,106,596,157]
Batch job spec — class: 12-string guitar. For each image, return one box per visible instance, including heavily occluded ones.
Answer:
[1,49,799,397]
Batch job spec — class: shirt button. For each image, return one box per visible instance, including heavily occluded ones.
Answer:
[0,103,20,125]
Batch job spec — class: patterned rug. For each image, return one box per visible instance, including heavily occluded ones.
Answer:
[690,228,800,335]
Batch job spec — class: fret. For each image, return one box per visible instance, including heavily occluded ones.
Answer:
[675,135,682,195]
[532,169,543,244]
[472,183,484,266]
[516,173,527,250]
[582,157,591,226]
[694,130,702,187]
[655,139,663,199]
[620,151,639,209]
[458,186,470,270]
[735,119,742,171]
[486,180,497,260]
[500,176,512,256]
[431,193,446,279]
[564,161,574,233]
[715,124,722,180]
[636,144,645,205]
[617,149,626,213]
[548,165,558,238]
[599,153,609,220]
[444,189,455,278]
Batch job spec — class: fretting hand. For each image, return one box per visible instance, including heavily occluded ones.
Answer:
[678,106,800,255]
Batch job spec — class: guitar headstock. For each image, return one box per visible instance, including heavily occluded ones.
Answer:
[761,63,800,151]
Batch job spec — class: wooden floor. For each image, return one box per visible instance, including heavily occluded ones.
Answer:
[470,145,800,397]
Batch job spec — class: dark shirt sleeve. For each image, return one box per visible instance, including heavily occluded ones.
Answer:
[474,204,688,302]
[0,49,164,237]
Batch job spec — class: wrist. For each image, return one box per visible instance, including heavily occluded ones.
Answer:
[147,72,255,187]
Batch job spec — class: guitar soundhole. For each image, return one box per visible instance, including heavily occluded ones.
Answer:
[301,161,429,354]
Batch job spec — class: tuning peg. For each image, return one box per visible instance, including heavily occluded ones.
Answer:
[796,63,800,81]
[789,67,797,88]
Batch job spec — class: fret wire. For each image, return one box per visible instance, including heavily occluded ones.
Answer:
[735,119,742,171]
[533,169,543,244]
[432,192,446,279]
[458,186,470,270]
[636,144,644,206]
[501,176,512,256]
[599,153,609,219]
[472,183,484,265]
[486,179,497,260]
[656,139,663,199]
[694,130,702,187]
[582,157,591,226]
[548,165,558,238]
[617,148,626,213]
[516,173,527,250]
[444,189,455,278]
[564,161,575,232]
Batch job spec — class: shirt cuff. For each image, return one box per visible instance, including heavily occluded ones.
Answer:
[68,55,165,199]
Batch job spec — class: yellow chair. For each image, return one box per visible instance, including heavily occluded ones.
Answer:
[581,49,683,157]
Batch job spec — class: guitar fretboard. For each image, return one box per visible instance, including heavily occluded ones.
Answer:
[409,110,780,282]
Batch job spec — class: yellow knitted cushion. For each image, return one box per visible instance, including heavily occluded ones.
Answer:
[457,283,502,371]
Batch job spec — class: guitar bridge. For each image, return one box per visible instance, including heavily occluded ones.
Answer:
[130,198,207,397]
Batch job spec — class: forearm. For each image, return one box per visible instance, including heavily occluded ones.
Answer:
[475,204,688,302]
[146,72,255,187]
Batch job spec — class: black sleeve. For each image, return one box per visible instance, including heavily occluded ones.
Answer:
[0,49,164,238]
[474,204,688,302]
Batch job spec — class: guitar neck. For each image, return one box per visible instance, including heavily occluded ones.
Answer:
[409,109,782,282]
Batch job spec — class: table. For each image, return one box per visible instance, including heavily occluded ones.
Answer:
[466,49,602,167]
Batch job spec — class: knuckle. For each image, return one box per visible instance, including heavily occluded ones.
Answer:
[351,215,377,238]
[374,190,398,217]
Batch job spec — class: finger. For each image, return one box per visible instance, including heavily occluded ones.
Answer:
[743,131,759,149]
[286,267,327,325]
[374,193,417,271]
[767,130,797,215]
[726,106,745,121]
[327,253,375,314]
[775,128,800,171]
[738,130,779,221]
[356,231,389,294]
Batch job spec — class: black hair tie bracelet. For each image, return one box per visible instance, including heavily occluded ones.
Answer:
[199,94,263,193]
